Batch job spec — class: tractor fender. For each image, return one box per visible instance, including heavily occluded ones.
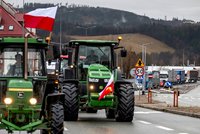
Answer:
[114,80,134,95]
[45,93,65,110]
[61,79,79,89]
[116,70,123,80]
[62,79,79,85]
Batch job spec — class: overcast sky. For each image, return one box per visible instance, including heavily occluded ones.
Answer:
[7,0,200,22]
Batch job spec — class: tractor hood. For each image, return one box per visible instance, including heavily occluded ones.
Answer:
[88,64,111,79]
[6,79,34,107]
[8,79,33,89]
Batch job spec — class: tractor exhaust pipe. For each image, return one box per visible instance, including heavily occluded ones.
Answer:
[24,33,30,80]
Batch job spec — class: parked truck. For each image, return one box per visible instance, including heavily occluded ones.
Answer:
[168,69,185,84]
[186,69,198,83]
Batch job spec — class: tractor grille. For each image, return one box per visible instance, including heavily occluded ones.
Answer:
[102,73,110,77]
[89,79,106,93]
[90,69,99,71]
[91,73,101,76]
[100,69,109,72]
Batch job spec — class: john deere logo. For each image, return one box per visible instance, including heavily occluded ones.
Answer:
[18,92,24,98]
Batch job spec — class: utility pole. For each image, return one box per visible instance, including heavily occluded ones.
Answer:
[141,43,150,95]
[183,48,185,66]
[59,3,62,54]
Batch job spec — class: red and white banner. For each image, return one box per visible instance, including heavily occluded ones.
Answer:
[98,74,114,100]
[24,6,58,31]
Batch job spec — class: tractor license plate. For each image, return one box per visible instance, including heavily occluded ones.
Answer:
[18,92,24,98]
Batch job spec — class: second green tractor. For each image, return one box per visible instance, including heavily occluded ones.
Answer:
[59,39,135,122]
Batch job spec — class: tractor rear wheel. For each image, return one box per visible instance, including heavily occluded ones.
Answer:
[62,83,79,121]
[116,84,134,122]
[105,108,115,119]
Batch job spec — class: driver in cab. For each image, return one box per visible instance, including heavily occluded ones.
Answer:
[85,50,99,64]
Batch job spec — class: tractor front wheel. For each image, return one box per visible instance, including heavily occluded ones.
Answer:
[41,103,64,134]
[50,103,64,134]
[62,83,79,121]
[116,84,135,122]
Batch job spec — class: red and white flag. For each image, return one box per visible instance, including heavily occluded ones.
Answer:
[98,74,114,100]
[24,6,58,31]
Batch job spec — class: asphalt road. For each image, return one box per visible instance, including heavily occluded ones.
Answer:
[65,107,200,134]
[0,106,200,134]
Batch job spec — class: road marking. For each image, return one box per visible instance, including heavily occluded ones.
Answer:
[178,133,189,134]
[156,125,174,131]
[138,120,152,125]
[135,111,162,114]
[64,127,68,131]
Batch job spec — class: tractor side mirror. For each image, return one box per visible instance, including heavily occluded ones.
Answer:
[53,45,60,59]
[68,49,73,66]
[120,49,127,57]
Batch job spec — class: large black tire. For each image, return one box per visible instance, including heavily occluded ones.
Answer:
[41,103,64,134]
[116,84,135,122]
[105,108,115,119]
[50,103,64,134]
[62,83,79,121]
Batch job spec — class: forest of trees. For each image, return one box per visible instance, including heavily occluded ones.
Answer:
[20,3,200,69]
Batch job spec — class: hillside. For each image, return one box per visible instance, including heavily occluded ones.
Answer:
[69,33,175,54]
[22,3,200,65]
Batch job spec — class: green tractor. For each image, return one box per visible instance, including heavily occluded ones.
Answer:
[0,37,64,133]
[60,39,135,122]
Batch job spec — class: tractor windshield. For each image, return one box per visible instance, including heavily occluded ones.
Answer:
[0,48,45,77]
[78,45,111,80]
[78,45,111,67]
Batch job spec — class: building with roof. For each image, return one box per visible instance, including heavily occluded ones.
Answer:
[0,0,30,37]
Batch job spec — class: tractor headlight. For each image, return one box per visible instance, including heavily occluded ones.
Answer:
[54,79,59,84]
[89,78,99,82]
[104,79,109,83]
[4,98,13,105]
[89,85,95,90]
[29,98,37,105]
[70,65,74,68]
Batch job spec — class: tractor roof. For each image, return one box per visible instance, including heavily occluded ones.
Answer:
[0,37,48,47]
[69,40,119,47]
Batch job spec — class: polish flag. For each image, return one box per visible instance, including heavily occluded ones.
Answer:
[24,6,58,31]
[98,74,114,100]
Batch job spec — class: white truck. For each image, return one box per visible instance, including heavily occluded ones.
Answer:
[159,70,169,87]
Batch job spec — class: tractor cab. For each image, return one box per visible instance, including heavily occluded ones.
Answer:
[66,40,126,80]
